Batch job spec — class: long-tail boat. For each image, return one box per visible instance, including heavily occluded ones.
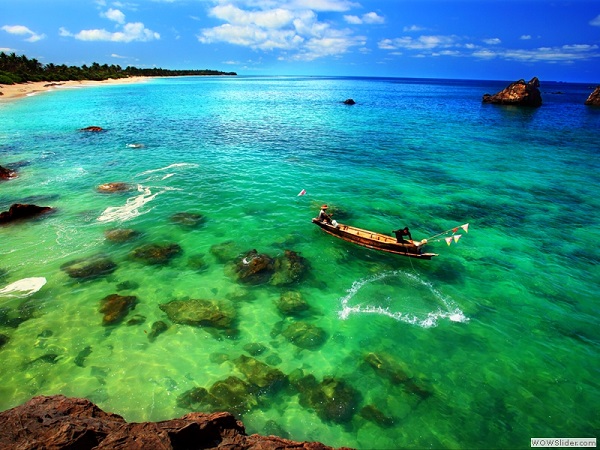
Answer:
[311,218,438,260]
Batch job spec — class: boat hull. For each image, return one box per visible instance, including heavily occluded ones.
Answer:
[312,219,437,260]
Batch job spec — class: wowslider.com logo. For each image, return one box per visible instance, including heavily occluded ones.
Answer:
[531,438,596,448]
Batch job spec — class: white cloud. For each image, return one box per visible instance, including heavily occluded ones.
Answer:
[344,11,384,25]
[344,15,362,25]
[60,9,159,43]
[102,8,126,24]
[483,38,501,45]
[378,35,458,51]
[590,14,600,26]
[199,0,364,61]
[288,0,359,12]
[520,35,531,40]
[403,25,424,32]
[363,12,384,24]
[379,32,600,64]
[1,25,46,42]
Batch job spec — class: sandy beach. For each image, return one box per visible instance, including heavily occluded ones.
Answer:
[0,76,150,101]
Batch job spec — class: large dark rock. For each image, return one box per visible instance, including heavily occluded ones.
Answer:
[234,250,275,284]
[282,321,327,349]
[584,86,600,106]
[0,203,53,224]
[0,165,17,180]
[294,375,361,424]
[271,250,309,286]
[482,77,542,106]
[0,395,346,449]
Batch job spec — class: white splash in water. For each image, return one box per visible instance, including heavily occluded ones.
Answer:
[0,277,47,298]
[97,184,161,223]
[338,270,468,328]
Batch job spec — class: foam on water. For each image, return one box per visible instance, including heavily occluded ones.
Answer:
[339,270,468,327]
[0,277,47,298]
[97,184,161,223]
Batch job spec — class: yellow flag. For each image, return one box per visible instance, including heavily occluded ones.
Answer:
[461,223,469,233]
[445,237,453,246]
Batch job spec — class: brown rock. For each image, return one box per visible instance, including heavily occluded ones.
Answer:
[584,86,600,106]
[0,165,17,180]
[0,203,53,224]
[80,126,104,132]
[482,77,542,106]
[0,395,349,450]
[99,294,137,325]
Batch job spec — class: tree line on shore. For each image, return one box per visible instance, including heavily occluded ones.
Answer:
[0,52,236,84]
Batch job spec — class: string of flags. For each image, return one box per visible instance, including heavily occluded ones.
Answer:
[445,223,469,245]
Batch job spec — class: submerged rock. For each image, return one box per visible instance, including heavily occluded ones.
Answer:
[343,98,356,105]
[271,250,309,286]
[0,395,345,449]
[0,165,17,180]
[295,374,361,424]
[282,321,327,349]
[482,77,542,106]
[74,346,92,367]
[243,342,267,356]
[0,204,54,224]
[360,404,395,428]
[148,320,168,342]
[60,254,117,279]
[209,376,258,415]
[584,86,600,106]
[364,352,432,400]
[159,299,236,331]
[170,212,206,228]
[130,243,182,265]
[276,291,310,316]
[210,240,242,263]
[99,294,137,325]
[233,355,287,392]
[96,182,134,193]
[0,333,9,349]
[104,228,140,242]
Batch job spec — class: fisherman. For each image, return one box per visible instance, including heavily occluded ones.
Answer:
[318,205,333,224]
[393,227,412,243]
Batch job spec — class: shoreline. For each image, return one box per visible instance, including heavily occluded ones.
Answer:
[0,76,151,102]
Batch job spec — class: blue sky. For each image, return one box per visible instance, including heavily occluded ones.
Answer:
[1,0,599,82]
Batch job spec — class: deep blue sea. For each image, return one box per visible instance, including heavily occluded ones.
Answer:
[0,76,598,449]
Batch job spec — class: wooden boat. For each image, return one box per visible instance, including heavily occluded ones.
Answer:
[312,218,438,260]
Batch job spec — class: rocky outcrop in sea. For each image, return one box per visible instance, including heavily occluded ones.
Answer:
[0,203,53,224]
[584,86,600,105]
[482,77,543,106]
[0,395,349,450]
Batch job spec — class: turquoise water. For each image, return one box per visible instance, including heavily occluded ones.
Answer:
[0,76,598,449]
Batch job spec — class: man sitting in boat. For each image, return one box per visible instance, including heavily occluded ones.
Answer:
[393,227,412,243]
[317,205,333,224]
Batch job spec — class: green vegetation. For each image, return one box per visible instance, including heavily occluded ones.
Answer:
[0,52,236,84]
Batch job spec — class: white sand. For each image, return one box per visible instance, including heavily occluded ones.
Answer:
[0,77,150,101]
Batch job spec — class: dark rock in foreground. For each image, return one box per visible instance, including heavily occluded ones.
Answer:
[584,86,600,105]
[0,395,348,450]
[343,98,356,105]
[0,203,53,224]
[0,165,17,180]
[482,77,542,106]
[99,293,137,325]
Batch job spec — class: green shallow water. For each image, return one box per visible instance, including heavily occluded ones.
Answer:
[0,76,598,449]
